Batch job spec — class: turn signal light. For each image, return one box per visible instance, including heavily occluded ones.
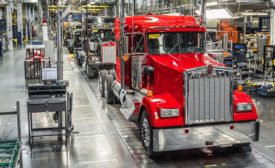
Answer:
[237,85,243,92]
[147,90,153,97]
[224,52,229,57]
[123,54,129,61]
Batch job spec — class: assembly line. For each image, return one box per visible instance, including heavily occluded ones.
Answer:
[0,0,275,167]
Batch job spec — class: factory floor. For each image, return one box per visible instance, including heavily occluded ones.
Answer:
[0,45,275,168]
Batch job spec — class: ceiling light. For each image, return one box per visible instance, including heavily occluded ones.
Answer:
[240,12,268,16]
[206,2,218,7]
[236,0,263,3]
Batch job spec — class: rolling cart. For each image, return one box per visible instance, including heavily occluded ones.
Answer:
[27,68,73,149]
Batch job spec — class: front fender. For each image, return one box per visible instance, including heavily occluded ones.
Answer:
[141,93,184,128]
[233,91,258,122]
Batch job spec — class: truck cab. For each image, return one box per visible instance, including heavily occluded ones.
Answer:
[99,15,259,156]
[67,24,82,54]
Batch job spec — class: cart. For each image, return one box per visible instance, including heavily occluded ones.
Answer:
[24,44,51,86]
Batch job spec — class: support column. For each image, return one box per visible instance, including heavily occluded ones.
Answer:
[56,12,63,80]
[25,4,29,43]
[119,0,125,89]
[6,1,13,50]
[200,0,206,27]
[270,9,275,45]
[29,5,33,41]
[17,2,23,45]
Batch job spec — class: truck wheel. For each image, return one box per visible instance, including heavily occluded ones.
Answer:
[69,48,73,54]
[139,111,156,157]
[99,70,108,97]
[77,53,83,66]
[87,64,95,79]
[108,69,116,79]
[105,74,115,104]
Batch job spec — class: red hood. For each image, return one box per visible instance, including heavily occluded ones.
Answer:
[149,53,224,73]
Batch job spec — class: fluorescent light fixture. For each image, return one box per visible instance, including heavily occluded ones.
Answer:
[196,8,232,19]
[206,2,218,7]
[164,13,181,16]
[58,0,67,6]
[236,0,263,3]
[22,0,37,3]
[240,12,268,16]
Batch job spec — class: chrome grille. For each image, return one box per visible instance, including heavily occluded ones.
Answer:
[184,67,233,125]
[101,42,116,64]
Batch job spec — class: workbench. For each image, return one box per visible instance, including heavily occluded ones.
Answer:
[27,84,73,149]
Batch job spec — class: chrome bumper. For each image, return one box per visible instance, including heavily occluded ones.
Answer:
[153,121,259,152]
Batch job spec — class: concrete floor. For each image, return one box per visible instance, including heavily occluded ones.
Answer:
[0,46,275,168]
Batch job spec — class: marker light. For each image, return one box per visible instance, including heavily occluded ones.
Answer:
[237,85,243,92]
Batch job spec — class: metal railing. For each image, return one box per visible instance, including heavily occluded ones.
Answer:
[0,101,22,168]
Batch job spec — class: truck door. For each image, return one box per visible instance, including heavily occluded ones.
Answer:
[131,34,146,90]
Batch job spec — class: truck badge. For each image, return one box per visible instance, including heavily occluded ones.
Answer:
[207,65,213,74]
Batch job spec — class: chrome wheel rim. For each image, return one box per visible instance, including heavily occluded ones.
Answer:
[142,118,150,148]
[98,73,102,93]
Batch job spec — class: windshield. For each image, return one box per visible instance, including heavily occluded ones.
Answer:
[90,29,114,42]
[103,18,115,24]
[147,32,205,54]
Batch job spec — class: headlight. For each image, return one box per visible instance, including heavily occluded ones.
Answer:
[91,57,99,62]
[236,103,252,112]
[160,109,179,118]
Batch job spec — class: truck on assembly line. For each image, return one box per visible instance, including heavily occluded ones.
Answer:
[85,17,116,78]
[98,15,260,157]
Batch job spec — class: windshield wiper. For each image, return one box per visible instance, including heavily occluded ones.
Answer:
[168,43,179,54]
[168,36,186,54]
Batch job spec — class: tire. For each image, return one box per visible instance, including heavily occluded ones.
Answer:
[105,74,115,104]
[139,111,156,157]
[69,47,74,54]
[77,53,83,66]
[87,64,96,79]
[98,70,108,97]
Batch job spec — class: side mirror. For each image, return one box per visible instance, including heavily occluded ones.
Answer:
[143,66,154,75]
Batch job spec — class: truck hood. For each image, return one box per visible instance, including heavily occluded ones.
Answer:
[149,53,224,73]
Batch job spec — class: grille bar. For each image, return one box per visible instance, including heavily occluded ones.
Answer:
[184,67,233,125]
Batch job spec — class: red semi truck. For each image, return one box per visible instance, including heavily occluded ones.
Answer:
[98,15,259,156]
